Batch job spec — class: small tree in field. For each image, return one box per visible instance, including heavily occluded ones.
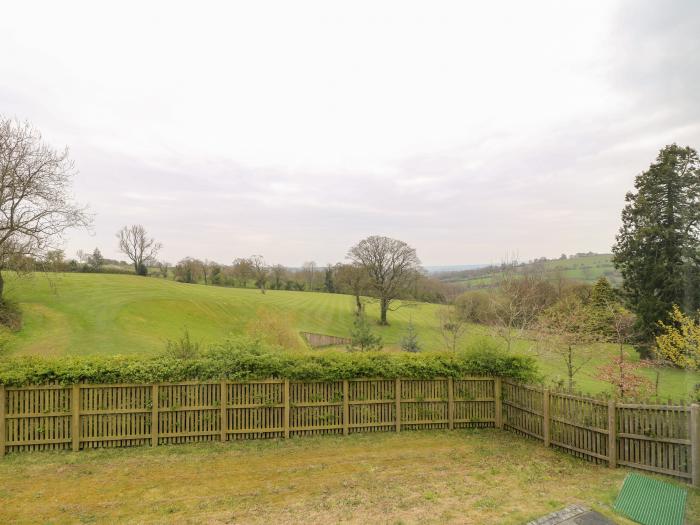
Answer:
[596,356,652,399]
[400,319,421,352]
[347,313,382,352]
[537,295,599,392]
[117,224,161,275]
[437,304,466,352]
[250,255,269,294]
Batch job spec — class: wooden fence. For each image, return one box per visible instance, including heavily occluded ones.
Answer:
[0,377,498,454]
[502,380,699,485]
[300,332,352,348]
[1,378,699,487]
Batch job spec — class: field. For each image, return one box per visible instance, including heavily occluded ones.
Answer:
[2,429,697,524]
[439,253,621,287]
[3,272,699,399]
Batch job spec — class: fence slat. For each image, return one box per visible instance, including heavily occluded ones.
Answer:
[71,385,80,452]
[608,399,616,468]
[0,385,5,457]
[283,379,290,439]
[151,384,158,447]
[543,389,550,448]
[395,378,401,433]
[692,404,699,487]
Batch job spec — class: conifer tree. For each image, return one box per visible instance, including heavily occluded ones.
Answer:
[613,144,700,339]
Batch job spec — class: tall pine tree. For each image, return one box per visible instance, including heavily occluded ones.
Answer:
[612,144,700,339]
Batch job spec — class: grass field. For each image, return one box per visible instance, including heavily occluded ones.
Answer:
[3,272,699,399]
[441,253,621,287]
[2,429,696,524]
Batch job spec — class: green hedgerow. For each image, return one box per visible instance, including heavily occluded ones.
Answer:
[0,336,538,386]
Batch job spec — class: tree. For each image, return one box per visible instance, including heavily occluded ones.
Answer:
[537,295,599,392]
[302,261,318,291]
[250,255,268,294]
[655,304,700,371]
[323,264,335,293]
[613,144,700,340]
[0,118,90,298]
[437,304,466,352]
[348,235,421,325]
[334,262,369,315]
[489,264,555,352]
[232,257,254,288]
[173,257,202,283]
[596,357,652,399]
[117,224,162,275]
[270,264,286,290]
[347,313,382,352]
[590,277,616,309]
[400,318,421,352]
[88,248,104,272]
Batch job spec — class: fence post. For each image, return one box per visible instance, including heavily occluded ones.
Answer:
[494,377,503,429]
[543,389,550,448]
[608,399,617,468]
[71,384,80,452]
[220,380,227,443]
[395,378,401,432]
[0,385,5,458]
[151,384,159,447]
[284,379,290,439]
[448,377,454,430]
[692,404,700,487]
[343,380,349,436]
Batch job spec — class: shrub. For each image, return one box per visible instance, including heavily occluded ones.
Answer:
[164,328,201,359]
[246,308,304,350]
[0,336,538,386]
[0,298,22,331]
[347,313,382,352]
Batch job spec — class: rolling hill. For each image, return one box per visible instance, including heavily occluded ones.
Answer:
[2,272,697,399]
[437,253,621,288]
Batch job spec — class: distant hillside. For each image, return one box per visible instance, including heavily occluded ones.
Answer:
[436,253,621,288]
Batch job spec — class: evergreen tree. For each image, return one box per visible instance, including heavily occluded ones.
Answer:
[590,277,615,308]
[347,313,382,352]
[323,265,335,293]
[612,144,700,339]
[400,319,421,352]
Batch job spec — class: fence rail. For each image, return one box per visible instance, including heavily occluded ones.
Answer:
[1,378,700,487]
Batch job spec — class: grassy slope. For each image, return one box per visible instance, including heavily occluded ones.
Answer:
[4,272,699,398]
[3,430,697,524]
[442,253,621,287]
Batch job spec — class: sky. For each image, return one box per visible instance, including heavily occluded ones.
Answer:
[2,0,699,267]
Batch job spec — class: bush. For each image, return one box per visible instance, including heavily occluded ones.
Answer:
[0,336,538,386]
[246,308,304,350]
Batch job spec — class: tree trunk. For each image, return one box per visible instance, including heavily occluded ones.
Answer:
[567,345,574,392]
[355,293,362,315]
[380,298,388,325]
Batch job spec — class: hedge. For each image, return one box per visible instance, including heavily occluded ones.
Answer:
[0,337,539,386]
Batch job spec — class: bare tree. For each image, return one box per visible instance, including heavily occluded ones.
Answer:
[437,304,466,352]
[489,263,555,352]
[334,262,369,315]
[348,236,421,325]
[117,224,162,275]
[250,255,268,294]
[0,118,90,298]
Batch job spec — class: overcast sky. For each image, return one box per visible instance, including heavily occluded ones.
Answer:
[2,0,699,267]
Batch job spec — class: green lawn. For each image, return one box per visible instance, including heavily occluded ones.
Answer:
[2,430,696,524]
[3,272,698,399]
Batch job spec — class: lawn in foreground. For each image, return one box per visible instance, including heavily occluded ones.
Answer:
[1,430,697,524]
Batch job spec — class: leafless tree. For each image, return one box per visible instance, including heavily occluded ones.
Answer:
[437,304,467,352]
[302,261,318,291]
[348,236,421,325]
[489,263,555,352]
[250,255,268,294]
[117,224,162,275]
[0,117,90,298]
